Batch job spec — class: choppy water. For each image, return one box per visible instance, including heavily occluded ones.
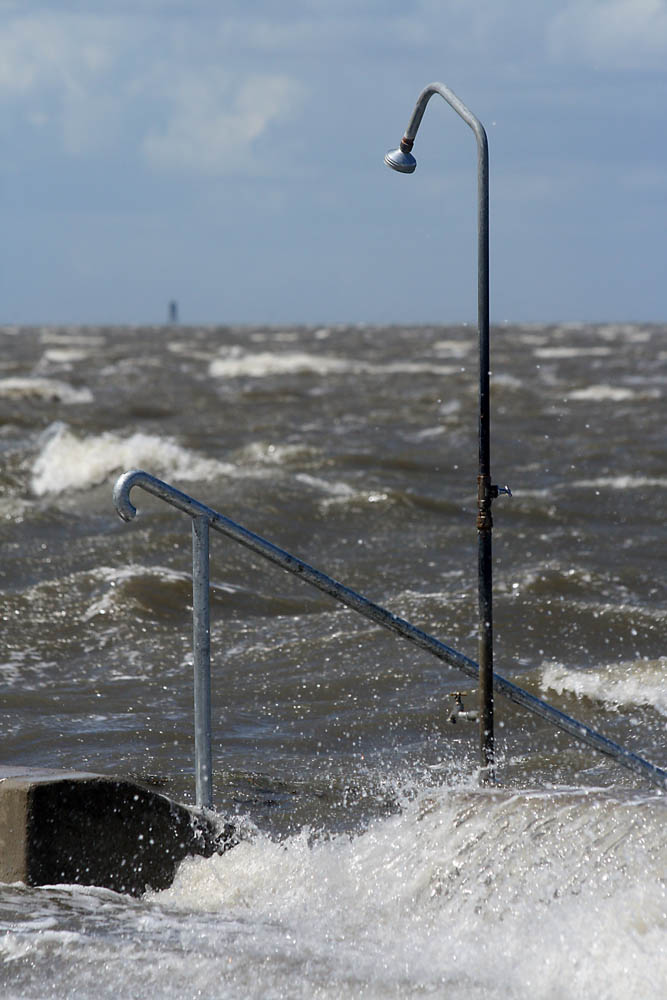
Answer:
[1,322,665,997]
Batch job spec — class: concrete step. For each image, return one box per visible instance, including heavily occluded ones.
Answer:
[0,766,236,896]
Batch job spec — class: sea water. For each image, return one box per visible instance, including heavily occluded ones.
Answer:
[0,322,665,997]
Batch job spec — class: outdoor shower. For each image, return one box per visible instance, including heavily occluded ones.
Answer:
[385,82,510,776]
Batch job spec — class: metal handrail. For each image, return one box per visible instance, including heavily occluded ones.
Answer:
[113,469,667,804]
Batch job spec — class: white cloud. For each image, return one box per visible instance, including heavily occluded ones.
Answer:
[0,15,122,94]
[0,14,127,152]
[548,0,667,69]
[141,71,302,174]
[4,2,665,178]
[0,10,303,170]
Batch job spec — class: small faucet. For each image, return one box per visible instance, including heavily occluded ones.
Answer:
[449,692,479,724]
[491,484,512,498]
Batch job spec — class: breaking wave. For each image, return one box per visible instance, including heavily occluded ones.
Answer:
[0,377,92,404]
[541,657,667,717]
[569,385,659,402]
[208,349,458,379]
[30,423,232,496]
[150,784,667,1000]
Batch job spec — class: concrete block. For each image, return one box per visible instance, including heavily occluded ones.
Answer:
[0,766,235,896]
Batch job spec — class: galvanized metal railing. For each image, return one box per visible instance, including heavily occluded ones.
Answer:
[113,469,667,806]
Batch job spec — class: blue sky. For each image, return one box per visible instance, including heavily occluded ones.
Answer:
[1,1,666,325]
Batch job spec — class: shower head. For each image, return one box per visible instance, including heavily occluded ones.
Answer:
[384,138,416,174]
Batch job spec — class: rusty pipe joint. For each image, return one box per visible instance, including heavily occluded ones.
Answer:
[477,474,494,531]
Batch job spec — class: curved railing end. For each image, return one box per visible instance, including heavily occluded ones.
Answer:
[113,469,147,522]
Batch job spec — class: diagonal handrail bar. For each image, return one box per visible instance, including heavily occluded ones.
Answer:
[113,469,667,797]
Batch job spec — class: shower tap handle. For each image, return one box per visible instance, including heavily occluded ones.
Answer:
[491,484,512,498]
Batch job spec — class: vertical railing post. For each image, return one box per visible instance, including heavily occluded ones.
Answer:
[192,515,213,808]
[475,122,495,783]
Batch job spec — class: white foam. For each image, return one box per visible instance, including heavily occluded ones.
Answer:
[166,341,216,362]
[288,472,392,509]
[294,472,357,498]
[0,650,37,686]
[596,324,652,342]
[236,441,319,466]
[30,423,233,496]
[571,475,667,490]
[41,348,90,364]
[208,349,458,379]
[0,377,92,404]
[541,657,667,717]
[0,928,84,964]
[151,785,667,999]
[39,331,106,347]
[409,425,446,441]
[433,339,471,357]
[534,346,613,359]
[209,350,349,378]
[491,372,523,388]
[379,360,458,376]
[569,385,658,402]
[518,333,549,346]
[0,494,33,522]
[504,475,667,495]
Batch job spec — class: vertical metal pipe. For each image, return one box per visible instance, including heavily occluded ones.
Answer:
[475,125,495,780]
[192,515,213,808]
